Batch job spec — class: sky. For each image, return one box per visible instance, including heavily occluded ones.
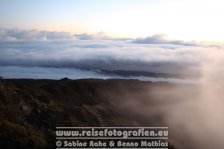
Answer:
[0,0,224,82]
[0,0,224,41]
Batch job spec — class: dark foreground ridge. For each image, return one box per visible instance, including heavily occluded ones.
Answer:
[0,78,176,149]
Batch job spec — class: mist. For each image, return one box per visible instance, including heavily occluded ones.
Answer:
[97,48,224,149]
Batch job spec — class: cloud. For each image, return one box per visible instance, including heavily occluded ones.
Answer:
[0,39,202,76]
[75,31,110,40]
[0,28,73,41]
[0,28,223,80]
[75,31,131,41]
[132,34,199,46]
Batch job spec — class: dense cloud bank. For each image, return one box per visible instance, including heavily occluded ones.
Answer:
[0,28,223,80]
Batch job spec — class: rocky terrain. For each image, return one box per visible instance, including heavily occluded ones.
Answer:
[0,78,176,149]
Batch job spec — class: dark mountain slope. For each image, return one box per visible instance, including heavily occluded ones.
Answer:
[0,78,176,149]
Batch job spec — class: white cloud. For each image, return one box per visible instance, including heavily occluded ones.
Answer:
[0,28,223,80]
[0,28,73,41]
[132,34,199,46]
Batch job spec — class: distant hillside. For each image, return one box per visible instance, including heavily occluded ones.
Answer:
[0,78,176,149]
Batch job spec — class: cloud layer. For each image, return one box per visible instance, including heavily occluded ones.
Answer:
[0,28,223,80]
